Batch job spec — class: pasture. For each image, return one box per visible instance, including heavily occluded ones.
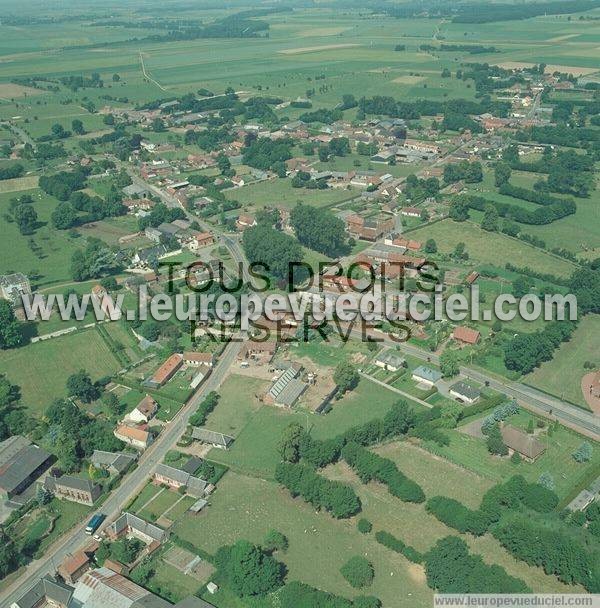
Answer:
[0,327,122,412]
[408,219,576,277]
[526,314,600,409]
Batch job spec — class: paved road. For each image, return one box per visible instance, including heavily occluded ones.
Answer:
[359,328,600,440]
[2,121,36,149]
[0,339,242,607]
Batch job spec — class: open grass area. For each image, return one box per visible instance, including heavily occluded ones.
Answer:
[408,219,576,278]
[203,374,267,438]
[226,178,358,209]
[0,327,122,413]
[0,188,84,288]
[423,413,600,501]
[137,488,182,522]
[209,379,423,479]
[526,314,600,409]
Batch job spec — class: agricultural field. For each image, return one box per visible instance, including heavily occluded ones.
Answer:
[408,219,577,277]
[0,327,122,412]
[526,314,600,409]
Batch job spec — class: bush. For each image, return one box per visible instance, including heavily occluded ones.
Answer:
[375,530,423,564]
[340,556,374,589]
[357,519,372,534]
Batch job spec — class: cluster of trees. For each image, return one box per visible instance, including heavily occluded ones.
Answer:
[493,515,600,591]
[58,73,103,91]
[46,395,123,473]
[39,170,87,201]
[404,174,439,204]
[357,95,509,121]
[0,164,24,181]
[420,43,497,54]
[214,539,285,598]
[70,238,119,282]
[8,194,38,235]
[523,124,600,148]
[299,108,343,124]
[188,391,219,426]
[426,496,496,536]
[462,193,576,226]
[278,400,417,469]
[242,136,292,172]
[275,462,361,519]
[340,556,374,589]
[425,536,529,593]
[280,581,380,608]
[426,475,559,541]
[0,374,22,440]
[503,320,577,374]
[333,362,360,395]
[450,0,597,22]
[375,530,423,564]
[443,161,483,184]
[185,126,233,152]
[290,204,348,257]
[291,170,328,190]
[242,224,304,283]
[138,203,185,231]
[0,303,24,350]
[342,442,425,503]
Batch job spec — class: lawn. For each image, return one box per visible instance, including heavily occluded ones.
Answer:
[526,314,600,409]
[209,380,422,479]
[203,374,267,438]
[225,178,358,210]
[408,219,576,278]
[0,327,122,413]
[423,413,600,501]
[137,488,182,522]
[0,188,84,288]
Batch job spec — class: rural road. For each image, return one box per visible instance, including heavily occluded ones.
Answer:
[0,335,243,607]
[361,328,600,440]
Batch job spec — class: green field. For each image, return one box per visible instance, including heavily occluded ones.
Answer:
[526,314,600,409]
[226,178,358,209]
[408,219,577,277]
[0,327,122,412]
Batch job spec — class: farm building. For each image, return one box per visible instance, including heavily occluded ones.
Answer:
[154,464,209,497]
[183,352,214,367]
[266,363,307,408]
[106,512,167,544]
[0,273,31,305]
[90,450,137,476]
[239,340,277,363]
[148,353,184,387]
[58,551,91,585]
[0,436,53,502]
[43,475,101,506]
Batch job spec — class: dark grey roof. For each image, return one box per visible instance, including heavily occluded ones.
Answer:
[449,381,481,401]
[44,475,100,495]
[191,428,233,448]
[91,450,137,474]
[174,598,216,608]
[107,512,167,543]
[155,463,207,498]
[0,439,52,494]
[12,575,74,608]
[375,350,406,368]
[182,457,204,475]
